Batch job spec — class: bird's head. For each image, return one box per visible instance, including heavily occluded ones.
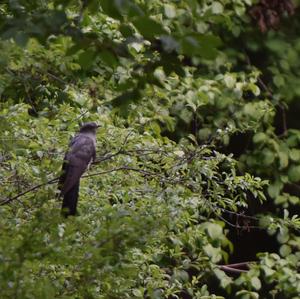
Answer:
[79,122,100,134]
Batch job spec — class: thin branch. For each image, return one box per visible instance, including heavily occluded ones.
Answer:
[218,261,255,269]
[0,135,265,232]
[207,201,262,230]
[245,53,289,137]
[218,265,248,274]
[83,166,156,179]
[93,153,120,164]
[43,71,67,85]
[1,132,137,204]
[214,211,261,230]
[93,130,134,165]
[94,147,171,165]
[219,208,259,221]
[0,177,58,206]
[278,103,288,136]
[257,77,273,97]
[0,164,157,206]
[74,109,89,123]
[245,53,273,97]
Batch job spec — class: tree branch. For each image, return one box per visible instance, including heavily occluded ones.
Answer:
[218,265,248,274]
[0,165,157,206]
[219,207,260,221]
[93,130,134,165]
[219,261,254,269]
[0,177,59,206]
[217,261,256,274]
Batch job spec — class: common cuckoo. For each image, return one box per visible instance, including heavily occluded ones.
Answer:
[59,122,98,217]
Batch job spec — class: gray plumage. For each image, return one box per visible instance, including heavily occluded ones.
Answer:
[59,122,98,217]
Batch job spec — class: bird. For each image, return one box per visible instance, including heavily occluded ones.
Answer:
[58,122,99,217]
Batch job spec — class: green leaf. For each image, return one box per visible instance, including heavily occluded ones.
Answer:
[130,42,143,53]
[250,277,261,290]
[198,128,211,140]
[132,288,143,297]
[263,150,275,166]
[261,265,275,276]
[224,74,236,89]
[112,89,140,111]
[98,50,118,68]
[78,49,96,70]
[273,75,285,87]
[253,132,266,143]
[164,4,176,18]
[289,149,300,162]
[180,34,221,58]
[278,150,289,169]
[120,24,134,37]
[203,244,222,263]
[279,244,291,257]
[247,83,260,96]
[14,32,29,47]
[100,0,123,20]
[288,165,300,182]
[211,2,224,14]
[268,181,283,198]
[236,290,259,299]
[277,228,289,243]
[214,268,232,288]
[87,0,100,13]
[133,17,165,39]
[206,223,223,240]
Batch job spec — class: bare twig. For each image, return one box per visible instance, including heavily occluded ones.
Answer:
[217,261,256,274]
[245,53,289,136]
[83,166,156,179]
[206,200,262,230]
[214,211,261,230]
[0,177,59,206]
[93,130,134,165]
[74,109,89,123]
[0,134,264,233]
[278,103,288,136]
[43,71,67,85]
[219,208,259,221]
[0,163,158,206]
[219,261,254,269]
[0,131,137,204]
[218,265,248,274]
[257,77,273,97]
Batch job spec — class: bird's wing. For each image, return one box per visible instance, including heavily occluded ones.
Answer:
[60,134,96,195]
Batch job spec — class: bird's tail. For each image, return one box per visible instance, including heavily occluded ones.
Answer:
[61,182,79,217]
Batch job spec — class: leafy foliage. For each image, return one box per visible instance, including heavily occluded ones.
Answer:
[1,0,300,298]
